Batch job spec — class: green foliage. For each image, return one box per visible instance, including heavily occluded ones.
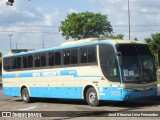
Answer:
[6,0,14,6]
[6,0,30,6]
[59,12,113,40]
[103,34,124,39]
[145,33,160,67]
[134,37,138,41]
[145,33,160,53]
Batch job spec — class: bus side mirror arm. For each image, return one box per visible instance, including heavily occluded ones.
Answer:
[116,52,122,67]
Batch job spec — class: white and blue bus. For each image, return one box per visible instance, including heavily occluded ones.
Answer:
[2,38,157,106]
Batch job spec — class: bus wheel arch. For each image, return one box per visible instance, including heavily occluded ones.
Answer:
[83,85,100,107]
[20,86,32,103]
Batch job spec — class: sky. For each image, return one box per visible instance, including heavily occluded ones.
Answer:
[0,0,160,51]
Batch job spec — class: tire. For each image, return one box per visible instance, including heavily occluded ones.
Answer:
[21,88,32,103]
[86,87,99,107]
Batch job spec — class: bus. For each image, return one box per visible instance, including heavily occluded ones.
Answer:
[2,38,157,106]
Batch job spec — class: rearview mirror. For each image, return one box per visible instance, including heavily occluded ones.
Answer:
[116,52,122,56]
[116,52,122,66]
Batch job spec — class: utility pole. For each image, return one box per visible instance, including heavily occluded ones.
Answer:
[16,42,17,50]
[128,0,131,40]
[8,34,13,51]
[43,36,44,49]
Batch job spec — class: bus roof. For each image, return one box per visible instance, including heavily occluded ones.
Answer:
[3,38,145,57]
[61,38,144,46]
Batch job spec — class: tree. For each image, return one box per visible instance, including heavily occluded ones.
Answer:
[6,0,30,6]
[103,34,124,39]
[145,33,160,53]
[6,0,14,6]
[134,37,138,41]
[145,33,160,67]
[59,12,113,40]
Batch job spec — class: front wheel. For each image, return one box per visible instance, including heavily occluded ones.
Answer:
[21,88,32,103]
[86,87,99,107]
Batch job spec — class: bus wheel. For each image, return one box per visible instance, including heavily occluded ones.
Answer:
[86,87,99,107]
[21,88,31,103]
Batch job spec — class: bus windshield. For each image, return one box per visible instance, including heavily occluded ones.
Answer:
[116,44,156,83]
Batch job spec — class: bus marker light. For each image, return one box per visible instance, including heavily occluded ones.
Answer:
[142,94,148,97]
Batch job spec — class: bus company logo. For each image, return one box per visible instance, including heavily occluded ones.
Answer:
[15,73,19,78]
[2,112,11,117]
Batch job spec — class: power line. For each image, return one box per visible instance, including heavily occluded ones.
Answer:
[1,22,160,27]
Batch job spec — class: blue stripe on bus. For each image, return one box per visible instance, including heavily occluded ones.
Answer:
[2,70,102,79]
[3,87,21,96]
[3,86,157,101]
[3,86,83,99]
[99,87,157,101]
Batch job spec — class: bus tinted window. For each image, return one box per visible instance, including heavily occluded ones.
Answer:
[17,56,22,69]
[4,58,10,70]
[80,47,87,63]
[11,57,16,69]
[63,50,70,65]
[48,52,54,66]
[23,56,28,68]
[35,54,40,67]
[55,51,61,65]
[28,55,33,68]
[71,49,78,64]
[136,44,152,55]
[88,46,96,63]
[41,53,46,67]
[99,44,120,82]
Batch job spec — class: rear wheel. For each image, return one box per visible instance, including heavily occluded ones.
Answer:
[21,88,32,103]
[86,87,99,107]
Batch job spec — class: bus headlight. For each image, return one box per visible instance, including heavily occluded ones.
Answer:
[152,85,157,89]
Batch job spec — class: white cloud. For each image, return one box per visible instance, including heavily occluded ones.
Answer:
[43,10,59,26]
[99,0,160,40]
[36,7,43,12]
[68,8,78,13]
[1,0,160,51]
[0,0,18,16]
[0,1,62,51]
[22,11,36,18]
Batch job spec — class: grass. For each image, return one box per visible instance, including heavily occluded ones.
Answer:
[0,76,1,82]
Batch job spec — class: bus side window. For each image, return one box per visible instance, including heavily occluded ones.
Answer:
[35,54,40,67]
[11,57,17,69]
[80,47,87,63]
[28,55,33,68]
[71,48,78,64]
[4,57,11,70]
[17,56,22,69]
[63,50,70,65]
[55,51,61,65]
[41,53,46,67]
[48,51,55,66]
[88,46,96,63]
[23,56,28,68]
